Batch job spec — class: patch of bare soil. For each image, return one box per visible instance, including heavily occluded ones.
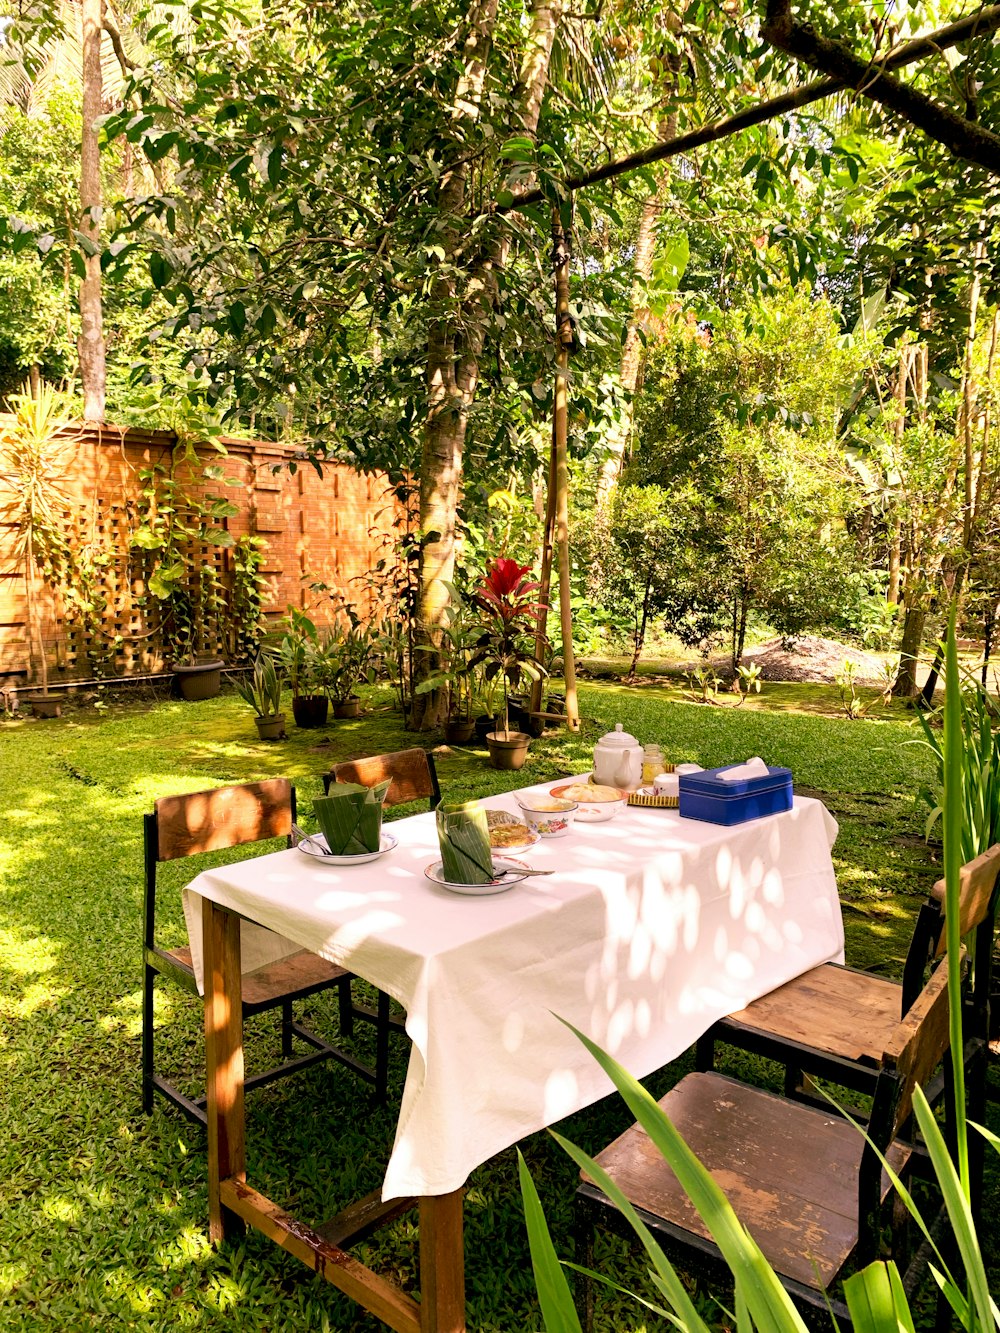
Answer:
[738,635,891,686]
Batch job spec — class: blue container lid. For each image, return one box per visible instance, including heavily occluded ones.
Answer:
[678,764,793,797]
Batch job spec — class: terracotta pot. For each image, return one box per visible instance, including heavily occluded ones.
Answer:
[26,694,61,719]
[173,659,223,701]
[444,717,476,746]
[254,712,286,741]
[333,697,361,719]
[486,731,531,771]
[292,694,329,728]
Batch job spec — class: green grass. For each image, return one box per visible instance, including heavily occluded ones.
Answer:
[0,682,994,1330]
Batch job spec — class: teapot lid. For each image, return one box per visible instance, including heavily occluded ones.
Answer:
[596,723,639,749]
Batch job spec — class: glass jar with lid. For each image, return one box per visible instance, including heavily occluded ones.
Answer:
[641,744,666,786]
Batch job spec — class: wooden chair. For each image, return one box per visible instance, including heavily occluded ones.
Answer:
[695,843,1000,1103]
[142,778,378,1125]
[324,747,441,811]
[577,955,983,1327]
[322,748,441,1097]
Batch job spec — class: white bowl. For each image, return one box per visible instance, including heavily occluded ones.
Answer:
[515,795,578,838]
[549,783,628,823]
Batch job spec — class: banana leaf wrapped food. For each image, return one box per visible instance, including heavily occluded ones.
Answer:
[313,779,391,855]
[436,800,494,885]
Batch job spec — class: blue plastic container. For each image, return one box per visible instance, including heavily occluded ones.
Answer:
[678,765,793,826]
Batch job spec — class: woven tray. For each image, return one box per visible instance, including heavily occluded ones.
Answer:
[628,788,679,808]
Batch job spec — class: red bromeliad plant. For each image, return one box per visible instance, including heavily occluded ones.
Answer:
[471,558,548,736]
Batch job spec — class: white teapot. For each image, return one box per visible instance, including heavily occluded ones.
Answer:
[592,723,643,791]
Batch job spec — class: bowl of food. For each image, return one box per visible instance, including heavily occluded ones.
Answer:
[549,781,628,822]
[514,794,578,838]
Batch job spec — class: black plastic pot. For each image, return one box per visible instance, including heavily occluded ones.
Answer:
[444,717,476,745]
[292,695,329,728]
[173,659,223,701]
[474,714,495,744]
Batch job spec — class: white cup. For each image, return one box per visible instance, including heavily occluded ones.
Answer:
[653,772,679,797]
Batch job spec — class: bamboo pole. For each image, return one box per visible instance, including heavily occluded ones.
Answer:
[530,422,557,718]
[551,209,579,731]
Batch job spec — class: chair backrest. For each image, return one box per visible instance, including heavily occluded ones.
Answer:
[324,748,441,810]
[883,951,956,1136]
[143,780,296,953]
[930,842,1000,951]
[151,779,296,861]
[900,843,1000,1012]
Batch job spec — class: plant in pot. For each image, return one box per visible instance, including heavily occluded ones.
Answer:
[132,459,237,698]
[470,558,547,771]
[328,609,376,718]
[278,607,328,728]
[235,650,286,740]
[415,594,479,745]
[0,381,82,718]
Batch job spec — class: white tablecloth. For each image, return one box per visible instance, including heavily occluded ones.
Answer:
[182,786,842,1200]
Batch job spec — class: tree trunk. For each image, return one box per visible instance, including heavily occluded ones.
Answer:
[411,0,560,729]
[79,0,106,421]
[628,577,653,683]
[895,605,927,698]
[887,516,901,604]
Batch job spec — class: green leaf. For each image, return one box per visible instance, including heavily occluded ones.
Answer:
[843,1261,915,1333]
[149,252,172,289]
[517,1151,582,1333]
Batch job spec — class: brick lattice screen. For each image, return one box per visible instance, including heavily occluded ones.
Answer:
[0,422,401,687]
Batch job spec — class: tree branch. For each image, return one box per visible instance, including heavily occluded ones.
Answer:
[502,4,1000,210]
[762,0,1000,177]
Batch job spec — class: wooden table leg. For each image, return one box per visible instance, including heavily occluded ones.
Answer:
[419,1189,465,1332]
[203,896,246,1243]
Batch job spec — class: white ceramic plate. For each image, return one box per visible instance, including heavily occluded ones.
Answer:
[296,831,398,864]
[424,856,532,895]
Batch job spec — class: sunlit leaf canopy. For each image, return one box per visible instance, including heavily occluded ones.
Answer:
[13,0,974,477]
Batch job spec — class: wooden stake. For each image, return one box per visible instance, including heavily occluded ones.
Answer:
[551,210,580,731]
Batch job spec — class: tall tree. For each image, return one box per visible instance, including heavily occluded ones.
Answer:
[79,0,106,420]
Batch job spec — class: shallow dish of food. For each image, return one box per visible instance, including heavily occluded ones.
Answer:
[488,821,542,850]
[549,781,628,822]
[515,794,577,838]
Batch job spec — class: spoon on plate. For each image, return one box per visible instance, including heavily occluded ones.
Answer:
[291,823,330,855]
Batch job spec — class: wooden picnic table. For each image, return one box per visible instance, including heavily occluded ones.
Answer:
[187,779,843,1330]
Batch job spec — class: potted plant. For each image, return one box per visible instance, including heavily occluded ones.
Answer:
[328,609,376,718]
[278,607,328,728]
[470,558,547,771]
[172,645,225,701]
[235,650,286,739]
[415,594,479,744]
[0,381,82,718]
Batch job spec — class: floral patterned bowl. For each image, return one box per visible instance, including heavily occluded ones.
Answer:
[515,794,578,838]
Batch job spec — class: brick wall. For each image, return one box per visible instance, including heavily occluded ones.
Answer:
[0,421,401,686]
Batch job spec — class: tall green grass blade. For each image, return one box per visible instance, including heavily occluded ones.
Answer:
[843,1260,915,1333]
[561,1263,676,1328]
[516,1151,583,1333]
[971,1121,1000,1154]
[942,609,970,1195]
[910,1086,998,1330]
[556,1026,809,1333]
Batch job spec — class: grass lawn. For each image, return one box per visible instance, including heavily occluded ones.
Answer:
[1,681,995,1330]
